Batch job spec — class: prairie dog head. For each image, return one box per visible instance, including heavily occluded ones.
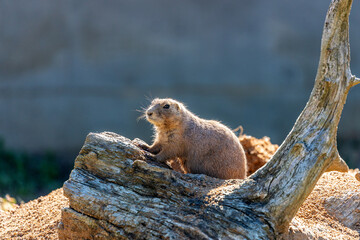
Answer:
[145,98,185,128]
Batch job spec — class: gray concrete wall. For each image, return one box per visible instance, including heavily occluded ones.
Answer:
[0,0,359,167]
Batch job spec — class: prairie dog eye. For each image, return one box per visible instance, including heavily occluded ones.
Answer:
[163,104,170,109]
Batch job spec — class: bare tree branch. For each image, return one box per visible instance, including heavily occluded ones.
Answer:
[351,75,360,86]
[325,151,349,172]
[59,0,357,239]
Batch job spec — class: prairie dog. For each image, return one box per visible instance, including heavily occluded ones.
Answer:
[141,98,247,179]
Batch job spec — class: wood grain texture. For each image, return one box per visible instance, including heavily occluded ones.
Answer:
[59,0,358,239]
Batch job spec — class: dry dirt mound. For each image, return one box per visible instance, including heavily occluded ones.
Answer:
[0,188,68,240]
[0,135,359,239]
[288,170,360,239]
[239,134,278,176]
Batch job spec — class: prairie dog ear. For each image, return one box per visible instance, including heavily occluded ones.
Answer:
[174,103,180,110]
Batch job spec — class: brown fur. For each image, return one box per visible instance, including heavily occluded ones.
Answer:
[142,98,247,179]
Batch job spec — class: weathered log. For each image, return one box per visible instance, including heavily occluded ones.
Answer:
[324,192,360,230]
[59,0,358,239]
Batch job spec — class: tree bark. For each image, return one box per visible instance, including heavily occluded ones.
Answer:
[59,0,358,239]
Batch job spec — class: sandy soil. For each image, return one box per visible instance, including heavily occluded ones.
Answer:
[239,134,278,176]
[0,135,359,239]
[0,188,68,240]
[290,170,360,239]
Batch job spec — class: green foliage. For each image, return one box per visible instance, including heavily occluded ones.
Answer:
[0,138,63,202]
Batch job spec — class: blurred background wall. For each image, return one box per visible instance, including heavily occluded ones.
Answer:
[0,0,360,198]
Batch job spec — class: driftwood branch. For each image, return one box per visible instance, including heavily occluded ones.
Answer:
[352,75,360,86]
[59,0,357,239]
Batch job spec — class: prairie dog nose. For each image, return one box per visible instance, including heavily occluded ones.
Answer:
[147,111,153,116]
